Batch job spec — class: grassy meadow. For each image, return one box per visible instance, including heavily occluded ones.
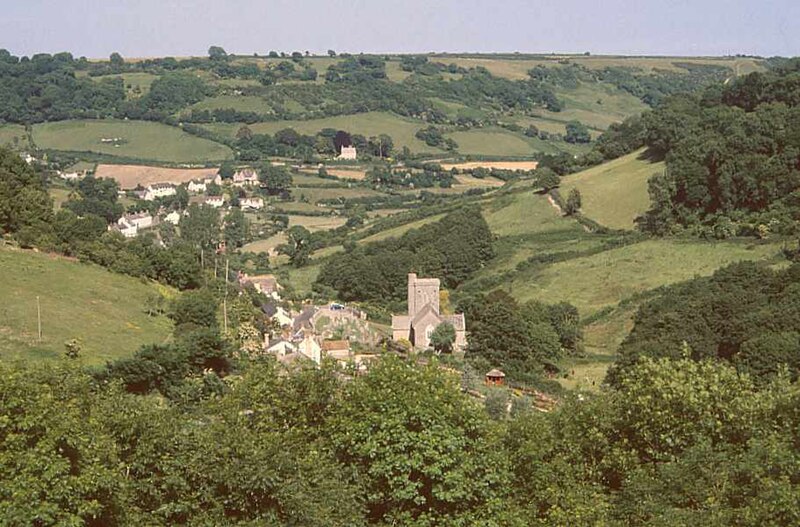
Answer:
[504,239,783,316]
[0,123,28,149]
[560,148,665,229]
[0,247,173,365]
[32,120,233,163]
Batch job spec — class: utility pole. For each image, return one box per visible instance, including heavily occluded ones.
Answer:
[36,296,42,342]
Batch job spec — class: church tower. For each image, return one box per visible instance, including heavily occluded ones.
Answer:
[407,273,440,317]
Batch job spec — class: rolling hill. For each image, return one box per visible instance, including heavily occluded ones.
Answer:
[560,148,665,229]
[0,247,174,365]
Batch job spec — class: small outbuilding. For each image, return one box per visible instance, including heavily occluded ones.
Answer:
[485,369,506,386]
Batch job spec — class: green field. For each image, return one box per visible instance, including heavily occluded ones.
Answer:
[483,190,569,236]
[536,83,649,130]
[203,112,443,154]
[505,239,783,316]
[91,72,158,98]
[0,247,173,365]
[49,187,72,209]
[243,233,286,254]
[359,214,446,243]
[0,124,27,149]
[292,186,382,202]
[32,119,232,163]
[560,148,665,229]
[447,128,537,157]
[189,94,271,113]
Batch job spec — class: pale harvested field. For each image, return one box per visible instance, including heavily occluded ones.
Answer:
[95,164,219,189]
[441,161,539,171]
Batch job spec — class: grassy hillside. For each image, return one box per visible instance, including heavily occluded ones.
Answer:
[203,112,442,154]
[505,239,783,315]
[32,119,233,163]
[0,247,173,365]
[189,94,272,113]
[560,148,665,229]
[0,123,27,149]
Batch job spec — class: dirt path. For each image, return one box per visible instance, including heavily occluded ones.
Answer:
[546,194,562,215]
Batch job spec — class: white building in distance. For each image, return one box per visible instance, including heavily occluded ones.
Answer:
[233,169,259,187]
[143,183,176,201]
[205,196,225,208]
[337,146,357,160]
[164,210,182,225]
[187,180,208,193]
[240,197,264,210]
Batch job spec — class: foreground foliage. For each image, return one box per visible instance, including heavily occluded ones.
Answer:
[2,353,800,526]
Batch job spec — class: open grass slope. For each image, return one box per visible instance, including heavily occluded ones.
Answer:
[537,82,649,131]
[32,119,232,163]
[0,123,28,149]
[0,247,173,365]
[560,148,665,229]
[505,238,783,316]
[204,112,442,154]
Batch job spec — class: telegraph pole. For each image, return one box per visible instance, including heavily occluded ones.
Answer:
[36,296,42,342]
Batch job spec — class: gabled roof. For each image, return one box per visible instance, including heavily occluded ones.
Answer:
[293,307,317,330]
[411,303,442,328]
[261,302,278,317]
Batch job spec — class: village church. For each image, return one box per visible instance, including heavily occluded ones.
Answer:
[392,273,467,351]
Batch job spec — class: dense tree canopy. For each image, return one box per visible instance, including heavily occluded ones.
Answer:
[315,207,494,308]
[610,261,800,385]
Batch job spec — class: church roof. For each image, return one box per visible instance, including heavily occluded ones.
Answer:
[411,303,442,328]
